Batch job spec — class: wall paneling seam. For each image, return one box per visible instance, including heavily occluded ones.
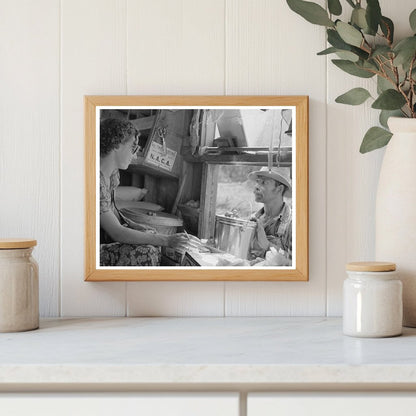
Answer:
[125,0,129,97]
[224,0,228,96]
[324,24,328,318]
[59,0,63,317]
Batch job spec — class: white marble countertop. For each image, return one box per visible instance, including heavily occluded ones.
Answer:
[1,317,416,389]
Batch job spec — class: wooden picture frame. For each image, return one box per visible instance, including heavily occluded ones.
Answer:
[85,96,308,281]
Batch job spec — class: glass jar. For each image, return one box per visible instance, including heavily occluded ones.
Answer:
[343,262,402,338]
[0,239,39,332]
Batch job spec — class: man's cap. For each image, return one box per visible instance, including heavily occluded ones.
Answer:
[248,167,292,197]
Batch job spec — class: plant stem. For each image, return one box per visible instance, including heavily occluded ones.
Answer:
[375,56,399,89]
[376,56,412,117]
[390,58,400,86]
[409,56,416,117]
[397,80,412,118]
[379,20,393,48]
[362,37,372,54]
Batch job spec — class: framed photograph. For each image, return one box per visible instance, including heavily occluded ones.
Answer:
[85,96,308,281]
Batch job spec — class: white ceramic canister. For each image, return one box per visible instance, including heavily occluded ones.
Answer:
[343,262,402,338]
[0,239,39,332]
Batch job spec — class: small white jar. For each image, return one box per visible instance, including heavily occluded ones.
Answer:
[343,262,402,338]
[0,239,39,332]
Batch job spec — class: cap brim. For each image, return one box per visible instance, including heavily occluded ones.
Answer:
[248,170,291,190]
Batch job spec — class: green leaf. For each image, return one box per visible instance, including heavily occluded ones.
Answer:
[327,29,348,48]
[336,21,363,47]
[410,9,416,32]
[362,59,379,72]
[394,36,416,53]
[377,75,393,94]
[360,127,392,153]
[371,46,392,58]
[328,0,342,16]
[332,59,375,78]
[393,36,416,70]
[351,7,368,32]
[380,16,394,44]
[335,87,371,105]
[286,0,334,27]
[366,0,382,35]
[349,47,368,60]
[327,29,369,59]
[379,110,403,129]
[372,89,407,110]
[317,46,359,61]
[317,47,338,55]
[335,50,359,62]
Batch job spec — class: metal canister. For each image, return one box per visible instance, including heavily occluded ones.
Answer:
[0,239,39,332]
[214,215,256,260]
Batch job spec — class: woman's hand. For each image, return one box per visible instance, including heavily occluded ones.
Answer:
[166,233,189,248]
[101,210,168,246]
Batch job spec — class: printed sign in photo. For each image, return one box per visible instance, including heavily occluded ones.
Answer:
[145,141,177,172]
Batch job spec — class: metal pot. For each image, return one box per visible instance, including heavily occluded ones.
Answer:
[214,215,256,260]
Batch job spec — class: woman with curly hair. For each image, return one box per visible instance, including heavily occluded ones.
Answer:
[99,118,186,266]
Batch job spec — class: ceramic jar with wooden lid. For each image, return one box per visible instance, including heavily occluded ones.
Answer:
[0,239,39,332]
[343,262,402,338]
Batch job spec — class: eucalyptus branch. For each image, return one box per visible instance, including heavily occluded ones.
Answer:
[377,54,393,67]
[409,56,416,117]
[384,56,397,75]
[397,82,413,117]
[286,0,416,151]
[411,75,416,109]
[375,57,399,89]
[362,37,373,54]
[390,59,400,86]
[405,61,414,84]
[374,56,385,73]
[378,23,393,48]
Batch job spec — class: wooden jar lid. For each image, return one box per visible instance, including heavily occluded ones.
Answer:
[346,261,396,272]
[0,239,37,249]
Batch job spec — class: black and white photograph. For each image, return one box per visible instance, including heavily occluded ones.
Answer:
[97,106,295,269]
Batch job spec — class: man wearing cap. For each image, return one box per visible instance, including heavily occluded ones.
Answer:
[248,167,292,266]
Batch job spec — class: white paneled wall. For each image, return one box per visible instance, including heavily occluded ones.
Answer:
[61,0,127,316]
[224,0,327,316]
[0,0,60,316]
[1,0,412,317]
[125,0,226,316]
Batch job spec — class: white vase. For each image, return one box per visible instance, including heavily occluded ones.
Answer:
[375,117,416,327]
